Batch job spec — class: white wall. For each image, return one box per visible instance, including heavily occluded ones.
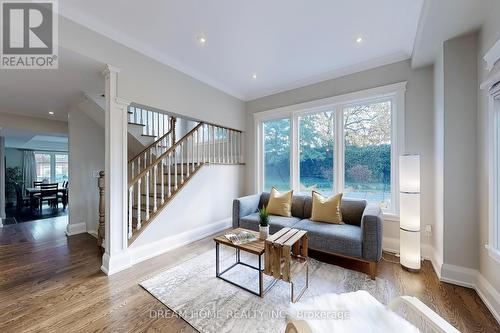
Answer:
[0,113,68,134]
[68,108,105,235]
[441,33,479,269]
[245,59,435,250]
[433,48,444,273]
[478,0,500,299]
[59,17,246,131]
[130,165,245,260]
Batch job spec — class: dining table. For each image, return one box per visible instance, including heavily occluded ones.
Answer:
[25,187,69,210]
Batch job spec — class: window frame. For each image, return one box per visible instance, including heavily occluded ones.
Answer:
[254,82,406,217]
[488,94,500,264]
[34,151,69,184]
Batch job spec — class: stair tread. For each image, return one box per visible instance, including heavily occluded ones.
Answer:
[128,122,145,126]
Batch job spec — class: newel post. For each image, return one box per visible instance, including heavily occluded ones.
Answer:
[97,171,105,248]
[170,116,177,145]
[101,64,131,275]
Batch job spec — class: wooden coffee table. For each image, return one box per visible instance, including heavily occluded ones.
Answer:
[214,228,278,297]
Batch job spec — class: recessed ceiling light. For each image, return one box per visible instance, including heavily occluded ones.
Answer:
[251,73,257,79]
[48,111,55,115]
[356,37,363,43]
[197,35,207,44]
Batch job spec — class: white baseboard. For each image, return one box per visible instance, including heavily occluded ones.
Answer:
[476,274,500,323]
[127,218,231,267]
[440,263,477,288]
[441,265,500,324]
[87,230,98,239]
[66,222,87,236]
[382,236,499,324]
[382,236,433,260]
[101,251,132,276]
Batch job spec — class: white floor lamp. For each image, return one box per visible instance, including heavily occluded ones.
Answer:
[399,154,421,272]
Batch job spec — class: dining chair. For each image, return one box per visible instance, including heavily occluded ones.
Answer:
[57,181,69,209]
[34,183,59,212]
[33,181,43,188]
[15,182,30,211]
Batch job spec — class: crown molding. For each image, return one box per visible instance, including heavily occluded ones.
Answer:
[484,38,500,71]
[244,53,410,101]
[58,8,246,100]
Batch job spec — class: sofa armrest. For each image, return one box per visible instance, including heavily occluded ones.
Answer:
[232,194,261,229]
[361,203,383,262]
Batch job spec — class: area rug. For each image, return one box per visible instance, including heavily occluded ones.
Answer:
[140,248,394,333]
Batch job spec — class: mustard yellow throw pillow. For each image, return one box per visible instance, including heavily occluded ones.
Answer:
[311,191,343,224]
[266,187,293,217]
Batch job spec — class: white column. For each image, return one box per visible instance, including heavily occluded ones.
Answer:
[101,64,131,275]
[0,134,5,226]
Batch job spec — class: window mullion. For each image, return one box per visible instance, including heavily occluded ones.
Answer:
[335,106,344,194]
[291,113,299,193]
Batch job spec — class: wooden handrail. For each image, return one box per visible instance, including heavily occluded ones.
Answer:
[129,122,204,186]
[128,126,174,164]
[126,120,243,244]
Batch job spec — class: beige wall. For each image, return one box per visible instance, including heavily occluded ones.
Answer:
[245,59,435,248]
[478,1,500,294]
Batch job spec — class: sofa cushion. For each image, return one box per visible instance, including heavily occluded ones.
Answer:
[240,213,301,234]
[267,188,293,217]
[311,191,343,224]
[294,219,362,258]
[304,197,367,226]
[260,192,306,219]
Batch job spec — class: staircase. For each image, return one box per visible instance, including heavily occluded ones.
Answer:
[126,117,243,244]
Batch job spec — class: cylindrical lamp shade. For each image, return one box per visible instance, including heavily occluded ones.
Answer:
[400,229,421,270]
[400,155,420,193]
[400,192,420,232]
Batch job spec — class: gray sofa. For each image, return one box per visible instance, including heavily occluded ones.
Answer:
[232,192,383,278]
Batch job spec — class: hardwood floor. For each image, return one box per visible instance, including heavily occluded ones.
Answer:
[0,219,498,333]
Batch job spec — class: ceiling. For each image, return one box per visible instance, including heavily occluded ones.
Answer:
[2,128,68,151]
[60,0,424,101]
[412,0,495,68]
[0,48,104,122]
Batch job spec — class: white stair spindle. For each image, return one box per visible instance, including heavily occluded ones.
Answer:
[137,179,142,230]
[128,186,133,239]
[168,153,172,197]
[153,165,158,212]
[161,158,165,204]
[191,132,195,172]
[203,124,206,163]
[208,125,211,163]
[174,148,178,190]
[181,141,184,184]
[186,136,190,178]
[145,171,150,221]
[197,129,200,166]
[218,127,222,163]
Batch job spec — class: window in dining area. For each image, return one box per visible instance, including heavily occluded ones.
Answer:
[34,152,69,185]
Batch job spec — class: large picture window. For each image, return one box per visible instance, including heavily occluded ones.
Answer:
[256,83,404,215]
[263,118,290,191]
[299,111,334,194]
[343,100,392,209]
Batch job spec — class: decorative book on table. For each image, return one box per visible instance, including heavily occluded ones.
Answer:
[225,231,257,245]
